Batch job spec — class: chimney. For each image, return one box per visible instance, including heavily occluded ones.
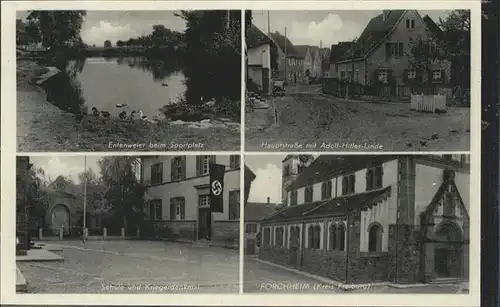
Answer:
[382,10,390,22]
[267,197,270,204]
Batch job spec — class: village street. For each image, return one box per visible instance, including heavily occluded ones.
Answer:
[243,256,466,293]
[245,84,470,152]
[17,240,239,293]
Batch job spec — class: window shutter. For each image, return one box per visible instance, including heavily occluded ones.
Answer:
[180,198,185,220]
[441,69,446,83]
[170,159,175,181]
[181,156,186,179]
[170,199,175,220]
[398,43,404,56]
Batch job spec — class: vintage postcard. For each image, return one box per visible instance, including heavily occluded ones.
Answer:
[245,9,473,152]
[15,10,242,152]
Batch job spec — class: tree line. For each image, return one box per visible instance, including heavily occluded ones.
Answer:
[18,156,147,234]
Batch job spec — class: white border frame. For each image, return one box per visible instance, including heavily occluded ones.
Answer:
[2,1,480,306]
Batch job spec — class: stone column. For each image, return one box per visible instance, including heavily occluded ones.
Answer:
[39,228,43,241]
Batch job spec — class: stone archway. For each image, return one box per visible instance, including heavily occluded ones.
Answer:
[51,204,70,232]
[434,221,463,278]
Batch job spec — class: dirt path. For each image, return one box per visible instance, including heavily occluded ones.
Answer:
[245,91,470,152]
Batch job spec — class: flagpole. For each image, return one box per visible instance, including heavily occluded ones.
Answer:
[284,26,287,84]
[83,156,87,242]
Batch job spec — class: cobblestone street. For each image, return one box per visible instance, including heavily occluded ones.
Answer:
[245,85,470,152]
[17,240,239,293]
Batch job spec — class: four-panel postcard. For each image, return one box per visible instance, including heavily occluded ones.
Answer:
[1,0,486,307]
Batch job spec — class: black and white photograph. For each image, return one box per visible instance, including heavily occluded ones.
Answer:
[243,154,470,293]
[245,10,471,152]
[16,10,242,152]
[15,155,241,293]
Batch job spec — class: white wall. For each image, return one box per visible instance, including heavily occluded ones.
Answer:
[142,155,240,221]
[294,159,399,206]
[247,44,271,69]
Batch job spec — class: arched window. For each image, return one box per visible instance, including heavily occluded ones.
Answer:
[275,227,284,247]
[329,224,337,250]
[313,225,321,249]
[308,225,314,249]
[338,224,346,251]
[263,227,271,247]
[368,224,383,252]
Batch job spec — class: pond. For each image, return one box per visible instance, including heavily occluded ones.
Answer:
[43,56,186,119]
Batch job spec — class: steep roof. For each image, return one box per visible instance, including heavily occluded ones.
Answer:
[329,42,355,63]
[422,15,444,40]
[294,45,311,58]
[245,202,278,221]
[338,10,406,62]
[288,155,398,191]
[263,186,392,223]
[268,32,302,58]
[246,24,273,49]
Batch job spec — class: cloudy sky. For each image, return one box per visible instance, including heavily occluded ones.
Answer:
[30,156,102,184]
[245,155,286,204]
[251,10,450,47]
[17,11,187,46]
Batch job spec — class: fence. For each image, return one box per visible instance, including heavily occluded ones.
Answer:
[410,94,447,113]
[322,78,454,101]
[35,227,139,241]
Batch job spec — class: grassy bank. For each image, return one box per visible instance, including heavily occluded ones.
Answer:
[17,60,240,151]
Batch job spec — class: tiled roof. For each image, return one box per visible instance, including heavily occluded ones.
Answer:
[245,202,279,221]
[288,155,398,191]
[422,15,444,39]
[263,186,392,222]
[338,10,406,61]
[246,24,273,49]
[329,42,355,63]
[268,32,302,58]
[294,45,311,58]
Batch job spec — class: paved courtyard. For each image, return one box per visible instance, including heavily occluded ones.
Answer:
[246,85,470,151]
[17,240,239,293]
[243,257,466,294]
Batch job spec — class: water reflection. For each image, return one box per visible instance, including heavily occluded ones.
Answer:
[40,56,186,119]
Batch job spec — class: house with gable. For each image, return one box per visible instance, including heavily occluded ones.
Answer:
[259,154,470,285]
[330,10,451,91]
[268,32,304,84]
[295,45,323,81]
[246,24,274,94]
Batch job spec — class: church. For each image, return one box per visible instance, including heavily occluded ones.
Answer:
[259,154,470,284]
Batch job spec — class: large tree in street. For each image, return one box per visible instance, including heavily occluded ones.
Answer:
[25,11,87,49]
[98,157,147,233]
